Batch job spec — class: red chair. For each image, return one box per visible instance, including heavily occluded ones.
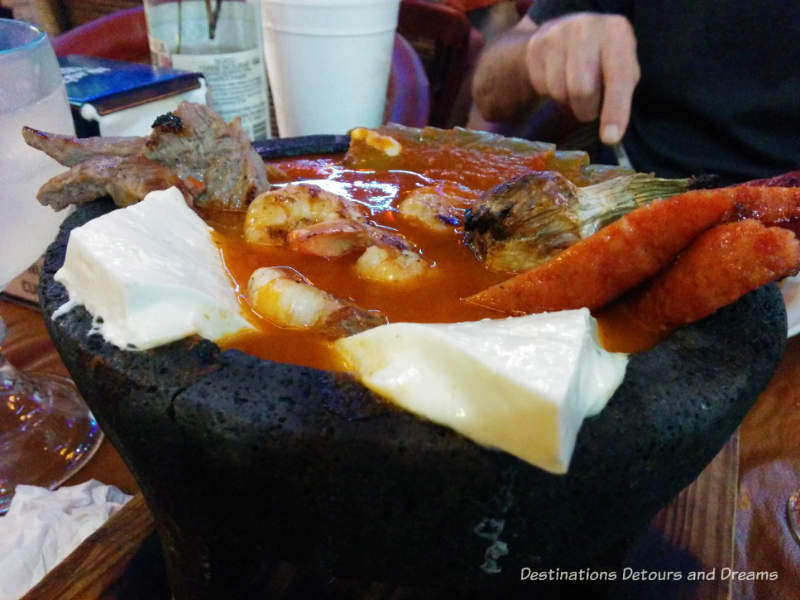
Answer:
[51,6,151,64]
[386,33,431,127]
[397,0,482,127]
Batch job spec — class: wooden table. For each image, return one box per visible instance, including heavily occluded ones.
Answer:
[2,297,798,599]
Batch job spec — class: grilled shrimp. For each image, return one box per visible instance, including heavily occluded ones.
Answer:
[354,245,430,283]
[286,219,372,258]
[244,183,367,250]
[245,182,431,281]
[398,182,478,232]
[287,219,413,258]
[247,267,385,337]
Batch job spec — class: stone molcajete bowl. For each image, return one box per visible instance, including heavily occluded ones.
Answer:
[40,137,786,599]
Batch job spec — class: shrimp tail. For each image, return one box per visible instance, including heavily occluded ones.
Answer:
[322,306,387,338]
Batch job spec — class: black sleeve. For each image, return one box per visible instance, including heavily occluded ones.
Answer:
[528,0,633,24]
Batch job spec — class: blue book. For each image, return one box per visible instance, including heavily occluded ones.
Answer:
[58,55,205,136]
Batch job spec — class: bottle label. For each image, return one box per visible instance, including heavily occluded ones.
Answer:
[171,48,271,140]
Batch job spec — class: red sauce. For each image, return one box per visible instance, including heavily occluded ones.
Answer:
[350,145,554,191]
[595,302,667,353]
[206,150,650,371]
[206,155,510,371]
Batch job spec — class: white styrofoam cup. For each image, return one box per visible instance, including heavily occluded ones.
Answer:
[260,0,400,137]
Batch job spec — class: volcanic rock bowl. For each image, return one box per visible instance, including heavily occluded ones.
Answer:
[40,138,786,599]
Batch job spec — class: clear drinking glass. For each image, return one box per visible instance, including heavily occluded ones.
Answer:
[0,18,102,514]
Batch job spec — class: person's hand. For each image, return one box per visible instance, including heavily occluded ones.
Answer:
[525,13,640,145]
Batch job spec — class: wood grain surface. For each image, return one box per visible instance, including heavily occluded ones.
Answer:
[19,494,154,600]
[734,335,800,600]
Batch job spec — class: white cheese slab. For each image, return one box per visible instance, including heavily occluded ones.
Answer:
[335,309,628,474]
[54,187,253,350]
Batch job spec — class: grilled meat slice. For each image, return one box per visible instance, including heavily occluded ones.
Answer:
[21,126,147,167]
[23,102,269,211]
[37,156,194,210]
[145,102,269,210]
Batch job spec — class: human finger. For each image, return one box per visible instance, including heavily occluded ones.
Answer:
[543,39,569,105]
[525,27,553,98]
[598,17,640,144]
[565,29,602,122]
